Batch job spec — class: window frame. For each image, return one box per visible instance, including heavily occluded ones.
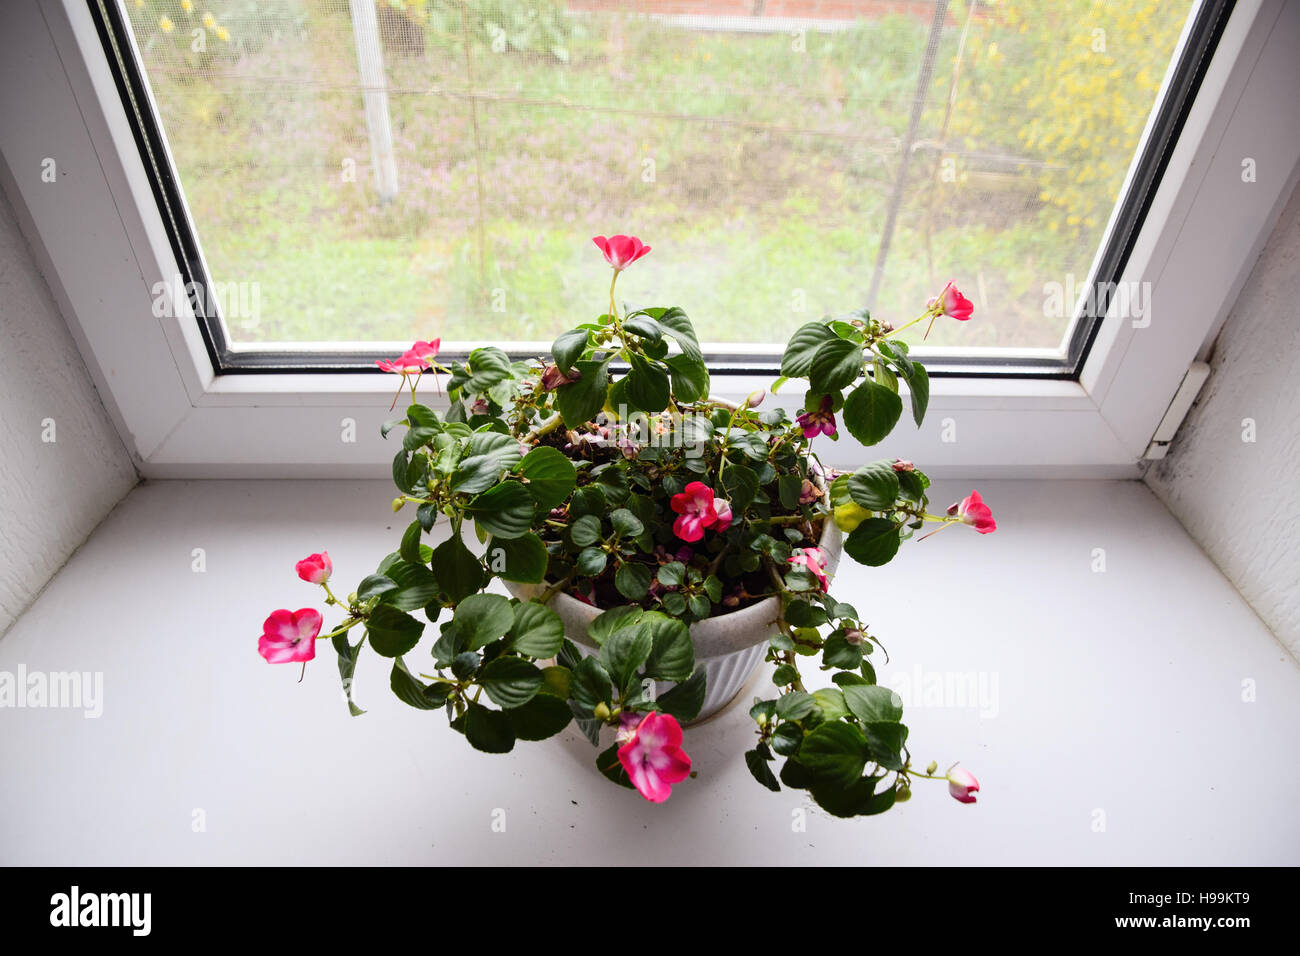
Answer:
[2,0,1297,478]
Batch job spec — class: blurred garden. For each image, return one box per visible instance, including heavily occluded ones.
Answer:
[124,0,1191,348]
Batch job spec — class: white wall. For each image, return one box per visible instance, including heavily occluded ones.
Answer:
[1145,181,1300,659]
[0,186,137,634]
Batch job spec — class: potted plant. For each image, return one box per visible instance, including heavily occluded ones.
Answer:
[258,235,993,815]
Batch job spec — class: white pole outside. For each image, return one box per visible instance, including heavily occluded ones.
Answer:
[348,0,399,201]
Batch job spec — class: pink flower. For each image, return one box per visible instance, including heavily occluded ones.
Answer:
[592,234,651,272]
[258,608,322,664]
[950,489,997,534]
[670,481,719,542]
[376,339,441,375]
[713,498,734,533]
[798,478,821,504]
[469,397,491,416]
[541,364,579,390]
[796,396,837,439]
[787,546,830,591]
[295,551,332,585]
[892,459,915,472]
[947,766,980,804]
[927,281,975,322]
[617,711,692,803]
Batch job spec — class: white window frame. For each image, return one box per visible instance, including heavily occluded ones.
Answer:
[2,0,1297,478]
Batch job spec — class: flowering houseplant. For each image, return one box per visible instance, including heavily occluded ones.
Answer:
[260,236,991,815]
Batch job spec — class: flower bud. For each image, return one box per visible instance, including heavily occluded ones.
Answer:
[894,785,912,803]
[743,389,765,409]
[347,592,358,605]
[844,628,865,645]
[926,760,938,775]
[593,702,611,722]
[392,498,405,512]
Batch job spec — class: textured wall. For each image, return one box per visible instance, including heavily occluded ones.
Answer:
[0,187,138,634]
[1146,182,1300,658]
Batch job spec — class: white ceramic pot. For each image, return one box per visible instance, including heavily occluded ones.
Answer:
[505,516,842,723]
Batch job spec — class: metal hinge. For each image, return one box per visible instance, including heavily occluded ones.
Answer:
[1143,361,1211,460]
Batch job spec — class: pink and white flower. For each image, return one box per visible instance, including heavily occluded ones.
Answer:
[617,711,692,803]
[295,551,332,585]
[376,338,441,376]
[796,396,837,439]
[947,766,980,804]
[787,546,830,591]
[592,234,651,272]
[670,481,719,543]
[927,281,975,322]
[950,489,997,534]
[258,608,322,664]
[712,498,734,533]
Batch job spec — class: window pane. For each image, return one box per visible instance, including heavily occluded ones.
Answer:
[122,0,1195,351]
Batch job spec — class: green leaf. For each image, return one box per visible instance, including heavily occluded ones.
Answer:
[454,593,514,650]
[844,518,902,567]
[551,329,589,373]
[378,559,438,611]
[842,684,904,723]
[332,632,366,716]
[610,508,644,538]
[781,322,836,377]
[356,573,398,602]
[720,463,759,513]
[464,346,513,391]
[400,520,423,565]
[450,454,503,495]
[392,450,413,494]
[465,702,515,753]
[655,669,706,722]
[649,307,703,362]
[822,633,863,669]
[516,446,577,510]
[847,461,901,511]
[772,722,803,756]
[570,514,603,547]
[479,656,544,708]
[775,690,817,720]
[745,746,781,792]
[809,337,865,394]
[907,362,930,427]
[430,533,484,603]
[623,354,671,414]
[484,532,548,584]
[810,775,884,818]
[656,561,686,587]
[863,721,909,771]
[665,353,710,403]
[622,314,663,343]
[813,687,850,721]
[365,605,425,658]
[466,480,535,539]
[785,600,826,627]
[570,656,613,714]
[555,358,611,427]
[798,721,869,788]
[587,605,645,646]
[841,379,903,447]
[576,546,608,577]
[596,743,635,789]
[504,693,572,741]
[389,657,448,710]
[614,562,652,601]
[508,601,565,659]
[600,626,654,693]
[778,473,803,510]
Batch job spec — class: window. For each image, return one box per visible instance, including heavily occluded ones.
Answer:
[2,0,1296,476]
[107,0,1208,373]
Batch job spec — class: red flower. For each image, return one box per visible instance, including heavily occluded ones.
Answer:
[670,481,719,542]
[376,338,440,375]
[617,712,692,803]
[950,489,996,534]
[796,396,837,439]
[927,281,975,322]
[592,234,651,272]
[258,608,322,664]
[540,364,579,390]
[295,551,332,585]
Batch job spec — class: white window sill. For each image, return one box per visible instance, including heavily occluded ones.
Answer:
[1,477,1296,864]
